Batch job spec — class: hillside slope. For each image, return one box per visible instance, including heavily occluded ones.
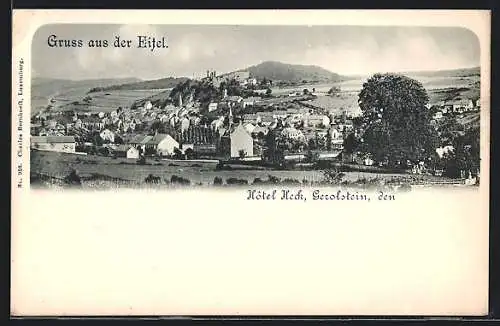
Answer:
[240,61,348,82]
[87,77,190,93]
[32,77,141,97]
[403,67,480,78]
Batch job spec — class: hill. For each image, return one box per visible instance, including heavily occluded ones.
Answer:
[87,77,190,93]
[239,61,348,82]
[32,77,141,97]
[31,77,143,114]
[402,67,480,78]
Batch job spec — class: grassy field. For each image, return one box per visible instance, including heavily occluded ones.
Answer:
[301,92,361,116]
[293,75,480,116]
[271,75,480,95]
[54,89,168,113]
[31,77,141,114]
[31,150,458,189]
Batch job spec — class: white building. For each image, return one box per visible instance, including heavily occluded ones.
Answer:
[31,136,76,153]
[436,145,455,159]
[146,134,180,157]
[244,122,256,134]
[281,127,305,141]
[114,145,140,159]
[242,96,262,108]
[224,123,254,158]
[180,117,190,132]
[208,102,218,112]
[99,129,115,143]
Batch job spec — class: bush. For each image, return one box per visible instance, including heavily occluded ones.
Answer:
[323,168,345,184]
[171,175,191,185]
[282,178,301,185]
[215,162,232,170]
[137,156,146,165]
[226,177,248,185]
[145,174,161,184]
[64,169,82,186]
[267,175,281,184]
[253,177,264,184]
[213,176,223,185]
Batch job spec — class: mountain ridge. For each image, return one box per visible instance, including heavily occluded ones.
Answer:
[235,60,348,82]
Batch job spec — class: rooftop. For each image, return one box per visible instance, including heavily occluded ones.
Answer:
[31,136,75,143]
[146,133,175,145]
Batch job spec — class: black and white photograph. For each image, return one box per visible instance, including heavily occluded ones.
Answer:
[29,24,482,190]
[12,10,490,317]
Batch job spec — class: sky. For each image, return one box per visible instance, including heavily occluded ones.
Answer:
[32,24,480,80]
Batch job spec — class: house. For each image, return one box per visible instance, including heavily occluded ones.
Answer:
[208,102,218,112]
[221,96,243,109]
[281,127,305,142]
[128,134,153,152]
[433,111,444,120]
[260,115,277,126]
[436,145,454,159]
[218,127,227,138]
[251,126,269,137]
[145,133,180,157]
[247,78,258,86]
[113,145,140,159]
[211,117,224,130]
[443,99,475,113]
[329,126,343,140]
[327,127,344,151]
[364,157,374,166]
[243,114,263,125]
[99,129,115,143]
[244,122,256,134]
[81,115,105,130]
[318,151,342,160]
[180,117,190,132]
[305,114,330,128]
[30,123,42,135]
[284,153,307,161]
[338,120,354,132]
[30,136,76,153]
[193,143,217,156]
[177,142,193,154]
[242,96,262,108]
[220,123,254,158]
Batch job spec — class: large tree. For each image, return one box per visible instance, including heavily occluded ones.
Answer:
[358,73,438,166]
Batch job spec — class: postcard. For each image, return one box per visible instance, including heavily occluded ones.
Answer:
[11,9,490,316]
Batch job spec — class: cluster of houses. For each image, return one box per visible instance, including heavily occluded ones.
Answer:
[30,109,355,162]
[431,98,480,120]
[30,68,362,163]
[31,82,357,161]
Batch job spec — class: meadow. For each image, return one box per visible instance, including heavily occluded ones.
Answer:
[53,89,168,113]
[31,150,457,188]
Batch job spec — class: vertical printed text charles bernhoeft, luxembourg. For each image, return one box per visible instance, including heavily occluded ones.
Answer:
[16,58,24,188]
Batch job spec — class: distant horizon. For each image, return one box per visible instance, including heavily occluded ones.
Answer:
[32,60,481,82]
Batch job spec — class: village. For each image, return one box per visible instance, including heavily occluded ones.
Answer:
[30,68,481,186]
